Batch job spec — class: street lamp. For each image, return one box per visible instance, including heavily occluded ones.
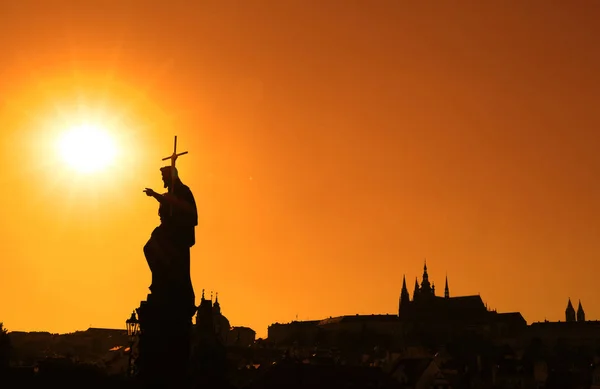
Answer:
[126,311,140,377]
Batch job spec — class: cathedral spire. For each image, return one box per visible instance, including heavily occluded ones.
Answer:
[401,275,409,295]
[213,292,221,315]
[577,300,585,322]
[444,274,450,299]
[413,277,420,300]
[420,259,432,295]
[399,275,410,316]
[565,298,576,322]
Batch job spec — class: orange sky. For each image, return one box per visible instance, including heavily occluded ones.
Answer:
[1,1,599,338]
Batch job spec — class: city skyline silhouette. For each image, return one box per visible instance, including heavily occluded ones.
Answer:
[1,1,600,340]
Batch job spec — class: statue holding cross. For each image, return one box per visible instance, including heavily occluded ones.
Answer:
[161,136,188,214]
[142,136,197,312]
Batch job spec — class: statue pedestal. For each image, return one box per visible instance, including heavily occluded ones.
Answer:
[191,333,228,388]
[136,293,196,389]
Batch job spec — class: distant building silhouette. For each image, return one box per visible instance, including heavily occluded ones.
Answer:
[577,300,586,322]
[268,320,322,346]
[397,261,526,338]
[195,290,231,344]
[269,260,527,346]
[444,274,449,299]
[191,291,228,386]
[565,298,576,322]
[528,298,599,348]
[196,290,217,342]
[400,262,498,318]
[564,298,587,323]
[228,326,256,347]
[193,290,257,346]
[399,277,410,317]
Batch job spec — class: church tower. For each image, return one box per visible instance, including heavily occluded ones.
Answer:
[577,300,586,322]
[399,275,410,316]
[444,274,450,299]
[213,292,221,315]
[419,260,433,296]
[565,298,576,322]
[196,290,215,329]
[412,277,420,300]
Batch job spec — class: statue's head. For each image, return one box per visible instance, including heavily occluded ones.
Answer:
[160,166,179,188]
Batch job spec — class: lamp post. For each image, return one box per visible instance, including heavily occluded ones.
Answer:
[126,311,140,377]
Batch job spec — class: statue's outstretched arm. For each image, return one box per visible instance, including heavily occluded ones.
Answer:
[144,188,196,220]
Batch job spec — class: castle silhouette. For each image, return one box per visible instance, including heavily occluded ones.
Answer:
[395,261,526,338]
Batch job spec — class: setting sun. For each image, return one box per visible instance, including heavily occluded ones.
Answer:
[56,124,118,174]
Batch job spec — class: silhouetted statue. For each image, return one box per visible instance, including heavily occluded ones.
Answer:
[143,165,197,314]
[137,164,198,389]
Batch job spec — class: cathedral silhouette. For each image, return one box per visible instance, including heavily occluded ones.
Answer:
[397,261,526,336]
[565,298,586,322]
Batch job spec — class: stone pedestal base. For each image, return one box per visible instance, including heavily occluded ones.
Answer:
[136,293,196,389]
[191,338,228,388]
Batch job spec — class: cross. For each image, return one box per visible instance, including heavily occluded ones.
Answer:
[162,135,188,193]
[161,135,188,214]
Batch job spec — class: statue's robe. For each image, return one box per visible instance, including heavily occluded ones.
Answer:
[143,180,197,314]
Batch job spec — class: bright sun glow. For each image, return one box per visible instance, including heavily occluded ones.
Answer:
[57,124,118,174]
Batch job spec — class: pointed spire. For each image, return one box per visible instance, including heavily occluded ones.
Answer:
[210,291,213,302]
[566,298,576,322]
[214,292,220,310]
[444,273,450,299]
[413,277,420,300]
[577,300,585,322]
[399,275,410,316]
[432,282,436,296]
[566,298,574,310]
[202,289,205,300]
[420,259,432,294]
[213,292,221,315]
[400,275,410,301]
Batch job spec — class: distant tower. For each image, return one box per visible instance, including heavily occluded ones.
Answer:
[195,289,207,325]
[432,282,436,296]
[444,274,450,299]
[565,298,576,322]
[196,289,214,329]
[577,300,586,322]
[193,289,227,381]
[213,292,221,315]
[420,260,432,296]
[413,277,420,300]
[399,275,410,316]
